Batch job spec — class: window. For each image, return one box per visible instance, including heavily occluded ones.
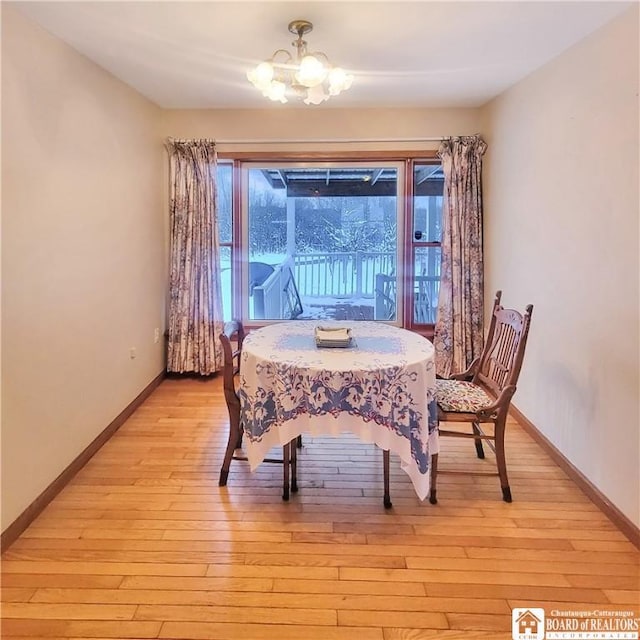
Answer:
[411,163,443,327]
[215,162,233,320]
[215,155,443,330]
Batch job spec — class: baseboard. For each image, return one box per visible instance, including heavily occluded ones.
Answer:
[1,371,166,552]
[510,404,640,549]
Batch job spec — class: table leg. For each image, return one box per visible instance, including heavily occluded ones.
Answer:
[282,441,290,501]
[290,438,298,493]
[429,453,438,504]
[383,449,392,509]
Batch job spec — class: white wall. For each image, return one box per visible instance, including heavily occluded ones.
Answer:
[1,6,166,530]
[482,7,639,526]
[160,106,481,152]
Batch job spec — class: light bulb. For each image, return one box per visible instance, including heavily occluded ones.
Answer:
[295,55,327,88]
[264,80,287,103]
[328,67,353,96]
[247,61,274,90]
[303,84,329,105]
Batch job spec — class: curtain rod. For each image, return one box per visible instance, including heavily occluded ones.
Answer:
[213,136,445,145]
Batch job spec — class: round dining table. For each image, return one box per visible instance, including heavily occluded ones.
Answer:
[238,321,439,501]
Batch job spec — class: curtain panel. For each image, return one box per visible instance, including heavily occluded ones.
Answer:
[434,135,487,378]
[166,139,224,375]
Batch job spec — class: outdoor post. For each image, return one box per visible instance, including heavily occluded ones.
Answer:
[286,196,296,260]
[375,272,385,320]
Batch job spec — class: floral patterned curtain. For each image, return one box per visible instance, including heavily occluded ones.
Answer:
[165,139,224,375]
[434,135,487,378]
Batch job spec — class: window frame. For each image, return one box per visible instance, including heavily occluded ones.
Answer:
[406,159,444,336]
[217,151,441,335]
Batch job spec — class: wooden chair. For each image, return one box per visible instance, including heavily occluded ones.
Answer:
[218,320,297,500]
[430,291,533,504]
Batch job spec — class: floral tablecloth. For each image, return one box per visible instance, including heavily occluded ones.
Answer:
[239,321,438,500]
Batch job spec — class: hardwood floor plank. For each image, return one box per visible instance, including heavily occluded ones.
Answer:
[2,561,208,576]
[272,578,426,596]
[570,539,638,552]
[25,518,333,533]
[339,567,571,587]
[134,603,337,625]
[424,582,608,603]
[0,619,162,638]
[1,574,124,589]
[383,630,508,640]
[204,564,340,580]
[446,613,512,631]
[512,517,617,531]
[466,546,639,565]
[411,524,628,540]
[290,532,367,544]
[243,553,407,568]
[379,534,574,550]
[19,529,84,540]
[566,574,640,590]
[119,575,274,591]
[338,610,449,629]
[1,603,136,621]
[10,537,271,552]
[158,621,384,640]
[30,587,317,609]
[1,588,36,602]
[507,598,639,612]
[484,507,604,520]
[404,556,639,576]
[603,590,640,605]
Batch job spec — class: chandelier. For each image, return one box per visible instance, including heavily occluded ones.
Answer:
[246,20,353,105]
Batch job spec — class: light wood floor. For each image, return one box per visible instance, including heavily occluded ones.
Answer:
[2,376,638,639]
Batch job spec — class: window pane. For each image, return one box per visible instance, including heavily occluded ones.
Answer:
[246,166,399,321]
[413,164,443,242]
[414,247,441,324]
[216,163,234,322]
[217,163,233,244]
[220,245,232,322]
[412,163,443,326]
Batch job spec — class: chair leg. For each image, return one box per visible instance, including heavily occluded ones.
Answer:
[472,422,485,459]
[219,408,241,487]
[290,438,298,493]
[282,441,290,501]
[494,418,512,502]
[429,453,438,504]
[383,449,392,508]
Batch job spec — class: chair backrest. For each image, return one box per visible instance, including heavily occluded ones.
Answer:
[474,291,533,398]
[219,320,245,406]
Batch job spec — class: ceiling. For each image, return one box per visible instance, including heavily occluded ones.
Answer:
[13,1,631,109]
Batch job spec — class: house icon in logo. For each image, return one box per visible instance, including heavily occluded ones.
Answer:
[517,609,541,635]
[512,607,545,640]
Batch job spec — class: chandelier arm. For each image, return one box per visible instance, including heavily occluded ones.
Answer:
[269,49,294,64]
[307,50,331,65]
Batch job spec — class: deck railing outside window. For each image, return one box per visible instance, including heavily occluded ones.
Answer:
[293,250,395,298]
